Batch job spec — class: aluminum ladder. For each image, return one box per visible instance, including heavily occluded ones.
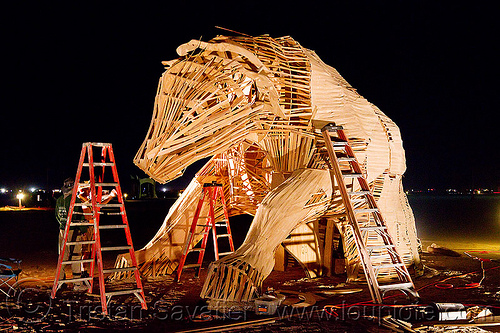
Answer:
[321,124,419,303]
[176,182,234,281]
[51,142,147,315]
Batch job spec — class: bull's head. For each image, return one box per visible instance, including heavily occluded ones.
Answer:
[134,37,289,183]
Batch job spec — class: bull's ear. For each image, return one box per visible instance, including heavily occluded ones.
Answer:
[161,60,177,68]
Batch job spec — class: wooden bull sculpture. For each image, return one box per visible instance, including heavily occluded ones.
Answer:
[118,34,421,310]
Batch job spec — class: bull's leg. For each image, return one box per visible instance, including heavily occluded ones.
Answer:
[200,168,332,311]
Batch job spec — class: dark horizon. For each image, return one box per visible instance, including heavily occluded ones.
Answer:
[1,2,498,192]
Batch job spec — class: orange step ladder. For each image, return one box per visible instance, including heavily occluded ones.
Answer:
[176,182,234,281]
[51,142,147,315]
[321,124,419,303]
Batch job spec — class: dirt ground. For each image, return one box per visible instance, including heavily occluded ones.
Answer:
[1,240,500,332]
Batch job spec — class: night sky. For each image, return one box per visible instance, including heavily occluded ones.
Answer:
[1,2,497,192]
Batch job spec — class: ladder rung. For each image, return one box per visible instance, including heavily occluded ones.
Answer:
[73,203,89,207]
[105,289,142,297]
[337,157,356,162]
[360,226,387,231]
[348,191,371,196]
[215,222,228,227]
[342,172,363,178]
[218,252,233,256]
[99,225,127,229]
[354,208,379,214]
[182,264,201,270]
[188,248,205,252]
[82,162,115,167]
[324,124,344,131]
[96,203,123,208]
[103,267,137,274]
[376,263,405,270]
[101,246,132,251]
[194,231,209,236]
[72,212,94,216]
[216,234,231,238]
[378,282,414,290]
[66,240,96,245]
[62,259,94,264]
[86,142,111,147]
[70,222,94,227]
[95,182,118,187]
[99,211,123,215]
[59,277,93,283]
[367,244,395,250]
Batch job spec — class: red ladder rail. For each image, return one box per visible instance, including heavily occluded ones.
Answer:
[176,182,234,281]
[51,142,147,315]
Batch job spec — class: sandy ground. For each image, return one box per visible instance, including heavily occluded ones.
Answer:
[1,238,500,332]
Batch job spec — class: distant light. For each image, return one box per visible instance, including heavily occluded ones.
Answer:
[0,188,6,194]
[30,187,37,192]
[124,193,128,199]
[161,187,168,192]
[16,191,24,208]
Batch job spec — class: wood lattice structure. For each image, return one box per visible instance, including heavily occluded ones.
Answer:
[115,34,421,310]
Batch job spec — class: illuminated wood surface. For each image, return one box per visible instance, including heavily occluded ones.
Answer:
[116,34,420,309]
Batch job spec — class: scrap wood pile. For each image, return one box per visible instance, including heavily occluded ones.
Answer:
[115,33,421,310]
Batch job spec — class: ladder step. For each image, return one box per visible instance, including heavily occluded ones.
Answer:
[188,248,205,253]
[367,244,395,250]
[182,264,201,270]
[324,124,344,131]
[62,259,94,265]
[95,182,118,187]
[70,222,94,227]
[337,157,356,162]
[354,208,379,214]
[59,277,93,284]
[96,203,123,208]
[348,190,371,196]
[103,267,137,274]
[72,212,94,216]
[99,225,127,229]
[99,211,123,215]
[66,240,96,245]
[215,222,228,227]
[101,246,132,251]
[342,172,363,178]
[194,231,209,236]
[218,252,233,256]
[73,203,91,207]
[82,162,115,167]
[378,282,414,291]
[86,142,111,147]
[105,289,142,297]
[376,263,405,270]
[216,234,231,238]
[360,226,387,231]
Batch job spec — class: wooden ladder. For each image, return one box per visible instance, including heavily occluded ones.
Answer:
[176,182,234,281]
[51,142,147,315]
[321,124,419,303]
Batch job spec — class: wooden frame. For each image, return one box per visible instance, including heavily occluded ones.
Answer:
[116,34,421,310]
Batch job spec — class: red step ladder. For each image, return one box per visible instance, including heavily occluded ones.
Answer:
[51,142,147,315]
[176,182,234,281]
[321,124,419,303]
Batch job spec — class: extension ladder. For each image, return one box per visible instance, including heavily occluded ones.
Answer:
[51,142,147,315]
[321,124,419,303]
[176,182,234,281]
